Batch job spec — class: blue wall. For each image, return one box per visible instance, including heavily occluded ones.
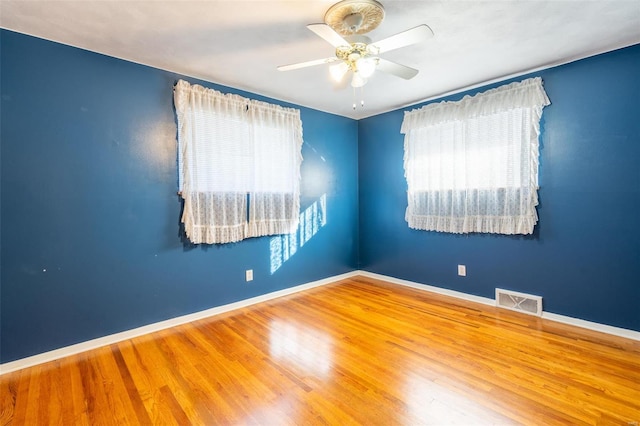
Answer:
[1,30,638,364]
[0,30,359,363]
[359,44,640,332]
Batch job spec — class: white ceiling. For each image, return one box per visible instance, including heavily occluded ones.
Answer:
[1,0,639,119]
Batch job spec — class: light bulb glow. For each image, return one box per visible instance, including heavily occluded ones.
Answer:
[351,71,367,88]
[356,57,377,79]
[329,62,349,82]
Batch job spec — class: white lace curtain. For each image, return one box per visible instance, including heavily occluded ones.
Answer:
[174,79,303,244]
[401,77,550,235]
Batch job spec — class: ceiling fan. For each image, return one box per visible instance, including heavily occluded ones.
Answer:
[277,0,433,89]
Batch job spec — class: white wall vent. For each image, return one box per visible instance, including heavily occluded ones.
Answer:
[495,288,542,317]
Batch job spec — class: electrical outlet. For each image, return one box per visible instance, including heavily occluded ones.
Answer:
[246,269,253,282]
[458,265,466,276]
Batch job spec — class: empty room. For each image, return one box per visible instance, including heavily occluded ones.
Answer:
[1,0,639,424]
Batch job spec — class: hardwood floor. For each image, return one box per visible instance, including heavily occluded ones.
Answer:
[2,276,639,425]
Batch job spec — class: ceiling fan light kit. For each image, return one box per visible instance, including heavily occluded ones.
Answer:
[277,0,433,104]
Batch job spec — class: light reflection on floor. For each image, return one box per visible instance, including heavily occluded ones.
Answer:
[269,320,332,377]
[404,372,510,425]
[270,193,327,274]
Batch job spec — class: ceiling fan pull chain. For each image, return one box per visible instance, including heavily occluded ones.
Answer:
[352,86,357,110]
[352,86,366,110]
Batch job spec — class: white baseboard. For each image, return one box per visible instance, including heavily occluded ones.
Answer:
[0,271,359,375]
[358,271,640,341]
[540,312,640,341]
[358,271,496,307]
[2,269,638,375]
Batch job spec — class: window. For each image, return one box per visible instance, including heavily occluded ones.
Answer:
[174,80,303,244]
[401,77,550,235]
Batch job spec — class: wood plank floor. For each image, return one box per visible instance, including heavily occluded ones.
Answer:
[1,276,639,425]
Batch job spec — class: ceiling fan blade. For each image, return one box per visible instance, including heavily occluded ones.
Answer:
[369,25,434,54]
[376,58,419,80]
[307,23,350,48]
[277,57,339,71]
